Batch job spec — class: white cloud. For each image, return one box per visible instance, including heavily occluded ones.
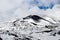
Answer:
[44,4,60,20]
[0,0,60,22]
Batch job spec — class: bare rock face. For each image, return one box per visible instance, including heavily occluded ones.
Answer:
[0,15,60,40]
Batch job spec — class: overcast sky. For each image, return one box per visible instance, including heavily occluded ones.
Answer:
[0,0,60,22]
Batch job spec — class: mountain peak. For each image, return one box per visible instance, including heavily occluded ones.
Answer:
[0,15,60,40]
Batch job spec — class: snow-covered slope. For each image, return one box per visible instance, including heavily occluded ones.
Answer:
[0,15,60,40]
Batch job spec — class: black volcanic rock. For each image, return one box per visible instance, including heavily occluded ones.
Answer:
[0,37,2,40]
[31,22,37,25]
[57,31,60,35]
[42,30,53,33]
[22,37,32,40]
[23,15,43,22]
[8,33,18,37]
[45,25,58,29]
[23,15,55,24]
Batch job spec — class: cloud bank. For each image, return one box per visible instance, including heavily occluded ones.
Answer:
[0,0,60,22]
